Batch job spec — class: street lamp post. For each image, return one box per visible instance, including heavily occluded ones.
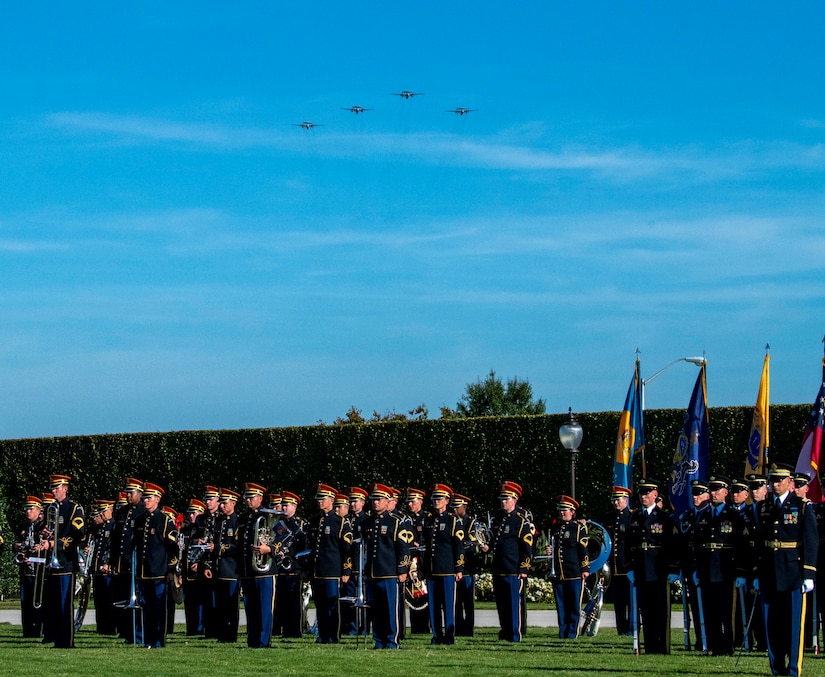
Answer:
[559,407,584,500]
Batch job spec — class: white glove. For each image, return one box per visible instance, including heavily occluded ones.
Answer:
[802,579,815,594]
[735,577,747,589]
[752,578,759,592]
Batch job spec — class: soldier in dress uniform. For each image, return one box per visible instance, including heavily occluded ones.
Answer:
[89,498,118,635]
[195,485,221,639]
[694,474,749,655]
[42,474,85,649]
[450,492,478,637]
[12,495,46,638]
[729,478,755,650]
[111,477,146,643]
[740,472,769,652]
[211,488,241,643]
[274,489,307,639]
[235,482,276,648]
[604,486,633,635]
[308,483,353,644]
[361,483,413,649]
[181,498,205,635]
[679,478,710,652]
[753,463,818,677]
[547,495,589,638]
[421,483,464,645]
[405,487,432,635]
[481,480,533,643]
[342,486,370,636]
[133,482,179,648]
[161,506,181,635]
[627,478,676,654]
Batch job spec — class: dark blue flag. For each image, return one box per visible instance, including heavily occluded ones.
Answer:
[669,362,709,516]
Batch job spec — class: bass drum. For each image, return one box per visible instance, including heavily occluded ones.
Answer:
[403,557,428,611]
[584,520,612,572]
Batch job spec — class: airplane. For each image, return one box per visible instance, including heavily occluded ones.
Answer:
[446,107,477,116]
[341,105,373,114]
[292,121,323,130]
[391,90,423,99]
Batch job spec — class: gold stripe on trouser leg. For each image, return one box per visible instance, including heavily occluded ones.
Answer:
[516,578,524,642]
[794,592,807,676]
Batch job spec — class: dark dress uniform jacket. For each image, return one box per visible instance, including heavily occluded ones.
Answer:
[235,510,273,579]
[213,512,239,580]
[112,503,146,575]
[133,509,179,579]
[605,507,633,575]
[755,493,818,592]
[309,511,353,579]
[52,499,85,573]
[421,512,465,578]
[361,510,412,579]
[491,509,533,576]
[694,503,748,583]
[551,519,589,580]
[628,506,674,582]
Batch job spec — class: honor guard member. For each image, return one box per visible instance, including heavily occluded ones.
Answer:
[342,486,370,636]
[679,479,710,652]
[482,480,533,643]
[547,495,589,639]
[793,474,817,650]
[211,488,240,643]
[741,473,769,651]
[731,479,749,512]
[308,484,353,643]
[694,475,748,655]
[815,480,825,654]
[112,477,146,643]
[405,487,432,635]
[274,490,307,639]
[729,478,754,649]
[235,482,276,648]
[133,483,179,648]
[13,495,46,638]
[361,483,412,649]
[89,498,117,635]
[450,492,478,637]
[627,478,676,654]
[422,484,464,645]
[42,474,85,649]
[181,498,205,635]
[195,485,221,639]
[604,486,633,635]
[754,463,818,677]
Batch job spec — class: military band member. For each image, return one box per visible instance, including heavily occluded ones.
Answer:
[89,498,117,635]
[308,483,353,644]
[694,474,747,655]
[754,463,818,677]
[450,492,478,637]
[133,482,178,649]
[112,477,146,643]
[405,487,432,635]
[547,495,589,639]
[42,474,85,649]
[361,483,412,649]
[236,482,276,648]
[342,486,370,636]
[482,480,533,643]
[627,478,676,654]
[196,485,221,639]
[275,490,307,639]
[421,484,464,645]
[13,495,46,638]
[212,488,241,643]
[333,492,350,519]
[604,486,633,635]
[181,498,206,635]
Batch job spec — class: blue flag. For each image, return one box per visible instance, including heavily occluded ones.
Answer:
[669,361,709,516]
[613,359,645,491]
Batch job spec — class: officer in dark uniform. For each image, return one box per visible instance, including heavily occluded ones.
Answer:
[42,474,85,649]
[604,486,633,635]
[753,463,818,677]
[88,498,117,635]
[210,488,240,643]
[274,490,307,639]
[694,474,748,655]
[679,478,710,651]
[405,487,432,635]
[13,495,46,638]
[450,492,478,637]
[308,483,353,644]
[738,472,769,652]
[360,483,412,649]
[482,480,533,643]
[421,484,464,645]
[180,498,205,635]
[342,486,370,636]
[627,478,676,654]
[133,482,179,649]
[547,495,589,638]
[111,477,146,643]
[235,482,276,647]
[729,478,756,650]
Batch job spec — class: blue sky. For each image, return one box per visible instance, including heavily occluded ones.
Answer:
[2,3,824,439]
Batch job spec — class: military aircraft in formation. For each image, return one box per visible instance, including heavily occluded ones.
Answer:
[446,107,477,116]
[292,121,323,130]
[391,90,423,99]
[341,105,373,114]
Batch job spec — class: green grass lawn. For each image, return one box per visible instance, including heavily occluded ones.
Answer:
[0,623,812,677]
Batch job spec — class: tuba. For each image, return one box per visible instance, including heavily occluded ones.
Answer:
[251,509,281,574]
[74,532,96,632]
[578,520,613,637]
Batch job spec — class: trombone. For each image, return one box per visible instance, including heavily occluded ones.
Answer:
[114,549,142,646]
[339,537,369,650]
